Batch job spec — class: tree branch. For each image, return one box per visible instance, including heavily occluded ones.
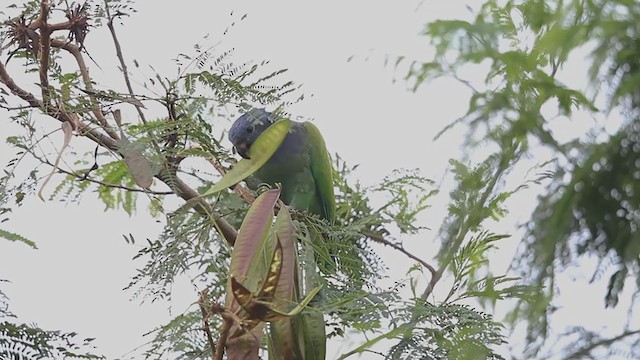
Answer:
[162,174,238,244]
[214,317,232,360]
[32,153,173,195]
[0,60,119,152]
[564,329,640,359]
[0,60,238,245]
[104,5,135,110]
[104,3,146,123]
[198,290,217,360]
[420,152,512,302]
[37,0,52,106]
[103,1,164,158]
[362,230,436,276]
[50,38,120,140]
[0,62,44,108]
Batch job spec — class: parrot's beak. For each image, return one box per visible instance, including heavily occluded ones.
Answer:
[235,142,250,159]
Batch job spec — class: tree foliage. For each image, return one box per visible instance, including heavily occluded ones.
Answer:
[400,0,640,358]
[0,0,583,359]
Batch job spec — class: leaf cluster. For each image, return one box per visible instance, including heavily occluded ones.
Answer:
[400,0,640,357]
[0,321,103,360]
[0,1,549,359]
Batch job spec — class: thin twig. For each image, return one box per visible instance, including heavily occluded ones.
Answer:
[104,3,142,121]
[103,0,164,161]
[452,72,480,95]
[50,38,119,140]
[33,154,173,195]
[0,104,34,110]
[564,329,640,359]
[166,175,238,244]
[362,230,436,276]
[198,291,217,360]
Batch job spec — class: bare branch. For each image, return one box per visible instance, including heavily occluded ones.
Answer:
[214,320,232,360]
[50,38,120,140]
[362,230,437,276]
[198,291,217,360]
[199,298,245,360]
[0,104,36,111]
[48,20,75,32]
[32,153,173,195]
[564,329,640,359]
[103,1,163,157]
[104,2,146,123]
[104,4,135,104]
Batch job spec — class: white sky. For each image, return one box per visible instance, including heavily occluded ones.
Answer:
[0,1,637,359]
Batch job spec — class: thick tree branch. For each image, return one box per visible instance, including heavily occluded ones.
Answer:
[37,0,51,106]
[0,60,118,152]
[0,62,43,108]
[162,174,238,244]
[214,316,232,360]
[26,13,78,32]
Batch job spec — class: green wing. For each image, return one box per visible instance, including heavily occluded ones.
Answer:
[302,122,336,222]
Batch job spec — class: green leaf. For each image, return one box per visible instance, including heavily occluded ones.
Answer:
[267,285,322,317]
[0,229,37,249]
[269,205,301,359]
[338,324,413,360]
[202,119,292,197]
[298,238,327,360]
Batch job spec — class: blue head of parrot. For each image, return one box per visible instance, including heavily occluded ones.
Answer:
[228,108,275,159]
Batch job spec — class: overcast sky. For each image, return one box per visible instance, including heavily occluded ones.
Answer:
[0,1,637,359]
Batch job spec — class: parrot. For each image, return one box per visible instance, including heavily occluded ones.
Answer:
[228,108,334,359]
[228,108,335,222]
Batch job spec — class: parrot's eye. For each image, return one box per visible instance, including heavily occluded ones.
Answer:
[246,127,254,134]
